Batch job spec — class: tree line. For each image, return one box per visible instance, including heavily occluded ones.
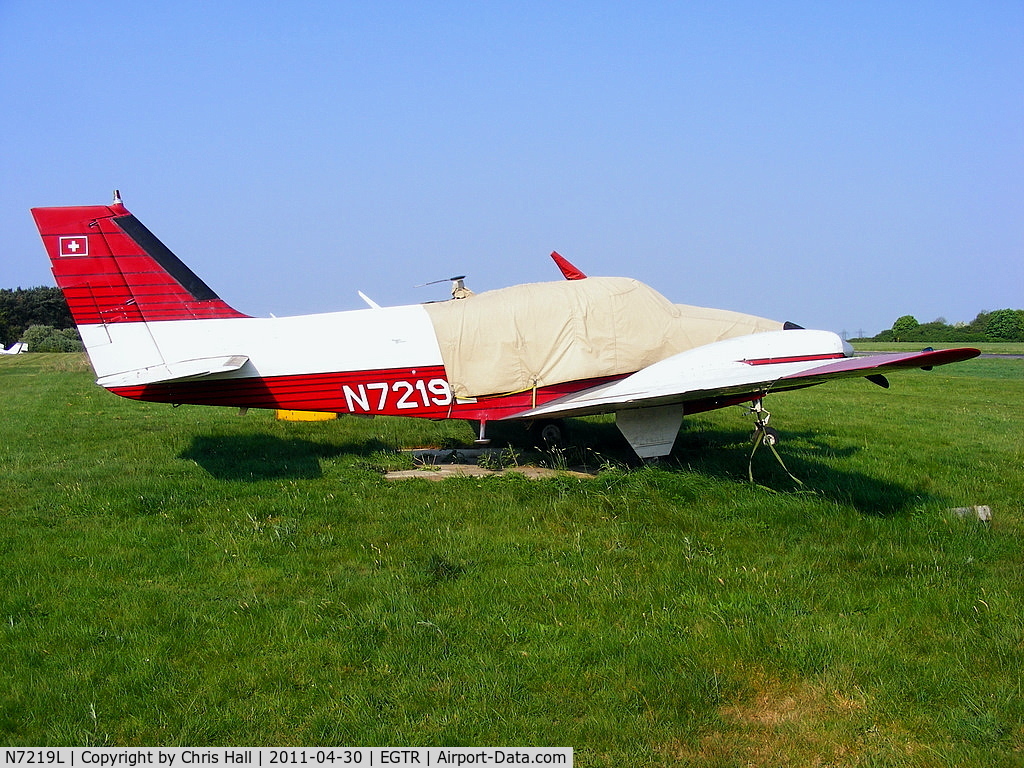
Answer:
[867,308,1024,343]
[0,286,83,352]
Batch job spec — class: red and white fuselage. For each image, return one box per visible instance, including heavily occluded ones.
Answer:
[31,199,979,458]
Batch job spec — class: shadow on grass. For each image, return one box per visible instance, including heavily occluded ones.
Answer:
[179,422,931,515]
[676,426,929,517]
[560,419,930,517]
[179,433,391,481]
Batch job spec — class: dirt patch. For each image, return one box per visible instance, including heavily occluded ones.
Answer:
[385,463,596,481]
[385,448,597,481]
[659,675,869,767]
[722,679,863,728]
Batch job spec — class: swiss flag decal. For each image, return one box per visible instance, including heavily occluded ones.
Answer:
[59,236,88,257]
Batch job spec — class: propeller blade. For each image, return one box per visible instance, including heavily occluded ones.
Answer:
[415,275,466,288]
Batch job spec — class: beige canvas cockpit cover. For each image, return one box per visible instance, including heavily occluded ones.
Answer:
[423,277,783,399]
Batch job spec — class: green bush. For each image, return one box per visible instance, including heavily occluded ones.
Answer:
[20,324,84,353]
[874,309,1024,343]
[0,286,75,346]
[986,309,1024,341]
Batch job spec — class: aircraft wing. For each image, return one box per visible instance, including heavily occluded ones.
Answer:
[506,333,980,422]
[775,347,980,387]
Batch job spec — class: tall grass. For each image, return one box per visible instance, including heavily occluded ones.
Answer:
[1,354,1021,765]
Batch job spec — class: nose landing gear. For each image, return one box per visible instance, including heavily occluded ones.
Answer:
[748,398,780,446]
[745,397,802,486]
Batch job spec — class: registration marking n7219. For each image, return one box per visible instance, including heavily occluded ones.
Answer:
[342,377,452,413]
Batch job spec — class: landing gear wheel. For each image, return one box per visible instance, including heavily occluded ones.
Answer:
[745,399,802,486]
[531,419,567,448]
[747,398,779,446]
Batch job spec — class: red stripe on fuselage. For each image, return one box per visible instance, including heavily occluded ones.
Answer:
[107,368,627,421]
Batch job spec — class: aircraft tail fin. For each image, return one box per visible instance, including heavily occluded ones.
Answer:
[30,199,248,327]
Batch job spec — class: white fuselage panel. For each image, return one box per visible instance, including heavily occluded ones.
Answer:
[79,304,445,381]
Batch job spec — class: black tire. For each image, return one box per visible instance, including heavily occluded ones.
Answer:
[530,419,567,448]
[751,426,780,446]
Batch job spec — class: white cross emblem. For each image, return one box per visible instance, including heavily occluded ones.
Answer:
[59,236,88,257]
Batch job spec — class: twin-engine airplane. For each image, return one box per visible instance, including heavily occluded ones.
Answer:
[31,195,979,459]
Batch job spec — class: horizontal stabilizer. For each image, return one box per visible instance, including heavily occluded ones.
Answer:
[97,355,249,388]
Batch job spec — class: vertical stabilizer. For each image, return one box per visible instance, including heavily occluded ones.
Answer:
[31,200,250,383]
[30,202,247,325]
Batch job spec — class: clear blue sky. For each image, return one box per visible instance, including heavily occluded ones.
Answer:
[2,1,1020,336]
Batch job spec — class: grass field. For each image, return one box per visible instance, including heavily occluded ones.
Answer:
[2,353,1022,765]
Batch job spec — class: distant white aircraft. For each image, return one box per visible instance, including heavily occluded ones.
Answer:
[31,195,979,459]
[1,342,28,355]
